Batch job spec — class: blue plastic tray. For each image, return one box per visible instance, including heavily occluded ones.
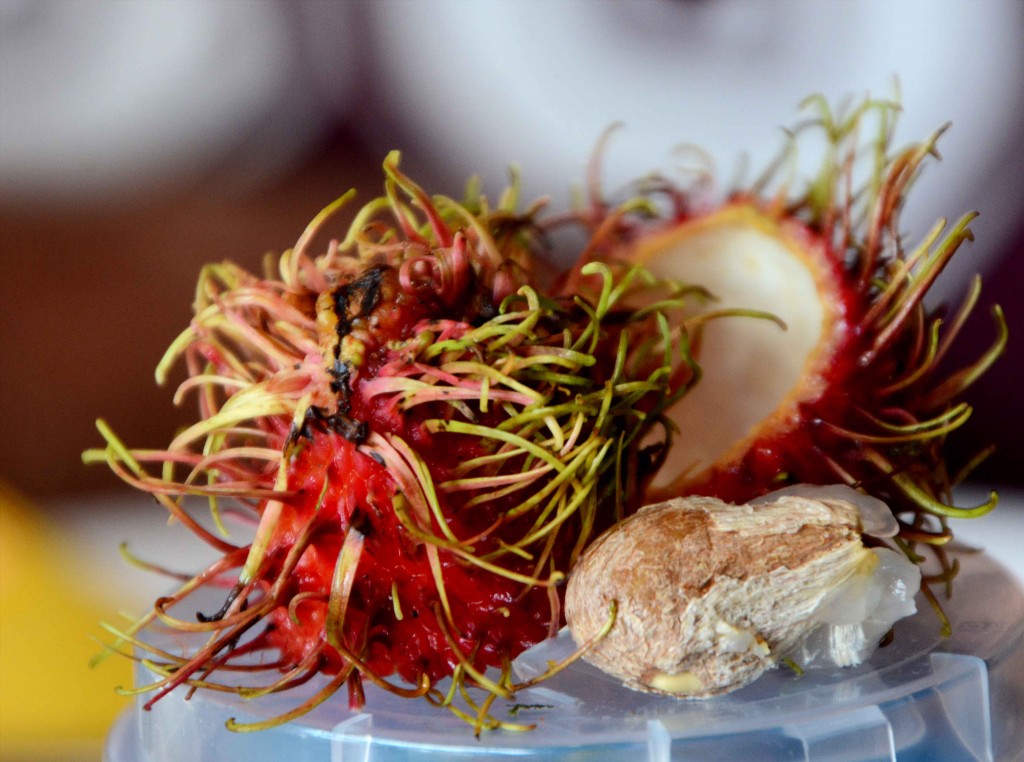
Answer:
[105,547,1024,761]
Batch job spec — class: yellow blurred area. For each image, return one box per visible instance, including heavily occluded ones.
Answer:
[0,483,131,761]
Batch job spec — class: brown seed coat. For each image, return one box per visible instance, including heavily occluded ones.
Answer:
[565,495,868,697]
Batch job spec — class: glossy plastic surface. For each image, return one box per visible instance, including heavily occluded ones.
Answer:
[105,549,1024,761]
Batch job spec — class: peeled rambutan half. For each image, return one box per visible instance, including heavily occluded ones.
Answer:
[574,96,1007,626]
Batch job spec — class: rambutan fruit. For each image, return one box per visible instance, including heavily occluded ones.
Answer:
[87,153,693,731]
[88,94,1006,733]
[570,95,1007,628]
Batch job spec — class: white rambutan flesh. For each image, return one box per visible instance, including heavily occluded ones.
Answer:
[793,546,921,668]
[631,204,846,493]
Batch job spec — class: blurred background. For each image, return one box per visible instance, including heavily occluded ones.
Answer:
[1,0,1022,759]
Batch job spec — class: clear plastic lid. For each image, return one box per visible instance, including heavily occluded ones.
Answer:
[105,548,1024,761]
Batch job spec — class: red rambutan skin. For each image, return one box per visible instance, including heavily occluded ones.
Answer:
[237,258,653,694]
[261,430,556,685]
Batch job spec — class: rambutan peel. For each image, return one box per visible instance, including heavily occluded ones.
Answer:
[87,156,695,731]
[589,97,1005,633]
